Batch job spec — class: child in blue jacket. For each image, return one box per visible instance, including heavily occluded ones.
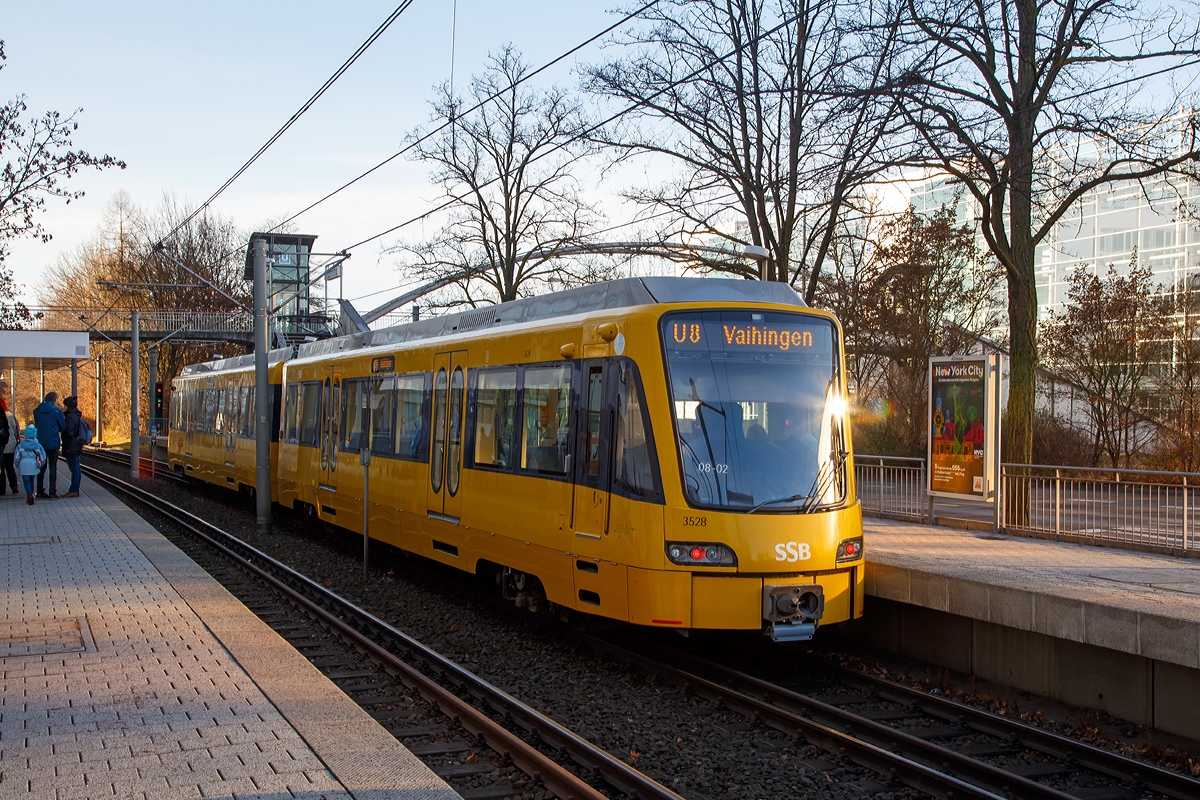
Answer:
[14,425,46,505]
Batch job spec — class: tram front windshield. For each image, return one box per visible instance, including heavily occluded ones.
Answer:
[661,310,845,511]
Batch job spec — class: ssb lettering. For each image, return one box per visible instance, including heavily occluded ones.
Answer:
[774,542,812,562]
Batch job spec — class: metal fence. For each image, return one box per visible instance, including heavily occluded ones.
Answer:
[853,454,1200,555]
[24,307,252,335]
[854,455,927,521]
[1000,463,1198,553]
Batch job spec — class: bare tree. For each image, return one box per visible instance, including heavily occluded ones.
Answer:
[1040,258,1169,468]
[820,203,1002,455]
[40,192,249,440]
[583,0,910,299]
[885,0,1200,472]
[0,39,124,325]
[392,46,605,307]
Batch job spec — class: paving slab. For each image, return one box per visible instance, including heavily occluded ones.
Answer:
[0,465,459,799]
[864,515,1200,669]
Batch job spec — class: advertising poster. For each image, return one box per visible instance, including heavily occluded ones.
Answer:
[928,358,988,499]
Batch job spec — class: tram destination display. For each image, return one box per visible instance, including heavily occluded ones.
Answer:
[927,356,999,501]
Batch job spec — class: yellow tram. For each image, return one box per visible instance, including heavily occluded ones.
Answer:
[169,278,864,641]
[168,349,290,502]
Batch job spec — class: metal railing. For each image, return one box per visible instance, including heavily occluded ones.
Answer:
[23,306,252,334]
[853,454,1200,555]
[1000,463,1198,553]
[854,455,927,521]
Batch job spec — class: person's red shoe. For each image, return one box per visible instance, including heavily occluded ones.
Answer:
[26,494,34,505]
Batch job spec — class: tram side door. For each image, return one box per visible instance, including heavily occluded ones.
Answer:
[573,360,612,543]
[318,366,342,512]
[426,350,467,522]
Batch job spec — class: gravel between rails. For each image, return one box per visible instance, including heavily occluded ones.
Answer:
[85,459,930,800]
[84,455,1200,796]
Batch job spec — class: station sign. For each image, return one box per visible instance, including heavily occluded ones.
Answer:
[927,354,1001,502]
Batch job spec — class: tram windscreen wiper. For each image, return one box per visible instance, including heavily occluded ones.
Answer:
[746,493,811,514]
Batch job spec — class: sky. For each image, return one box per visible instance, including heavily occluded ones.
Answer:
[2,0,630,307]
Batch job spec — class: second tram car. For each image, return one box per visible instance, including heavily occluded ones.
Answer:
[169,348,289,501]
[168,277,863,640]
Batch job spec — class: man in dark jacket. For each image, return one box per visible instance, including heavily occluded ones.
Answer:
[61,396,83,497]
[33,392,65,498]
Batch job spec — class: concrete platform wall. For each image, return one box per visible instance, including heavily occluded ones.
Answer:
[838,597,1200,741]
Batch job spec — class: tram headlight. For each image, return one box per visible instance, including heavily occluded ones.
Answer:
[836,536,864,563]
[666,542,737,567]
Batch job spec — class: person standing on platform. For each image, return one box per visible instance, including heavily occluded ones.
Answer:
[33,391,65,499]
[61,396,83,498]
[15,425,45,505]
[1,399,17,494]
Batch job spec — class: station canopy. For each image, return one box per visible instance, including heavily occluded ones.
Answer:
[0,330,90,370]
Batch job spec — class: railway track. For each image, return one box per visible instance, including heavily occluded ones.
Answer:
[587,635,1199,800]
[79,463,682,800]
[82,446,187,484]
[79,459,1200,800]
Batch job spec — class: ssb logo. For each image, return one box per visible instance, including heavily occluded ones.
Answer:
[774,542,812,562]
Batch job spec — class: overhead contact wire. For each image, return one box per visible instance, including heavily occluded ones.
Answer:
[162,0,416,244]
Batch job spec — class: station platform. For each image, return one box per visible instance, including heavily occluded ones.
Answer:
[853,515,1200,740]
[0,466,459,799]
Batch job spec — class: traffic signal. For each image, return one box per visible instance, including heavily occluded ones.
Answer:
[154,382,164,419]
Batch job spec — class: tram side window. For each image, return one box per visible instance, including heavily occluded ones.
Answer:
[521,365,571,476]
[201,389,219,435]
[394,373,427,461]
[284,384,299,442]
[614,361,659,499]
[239,387,253,438]
[218,388,231,435]
[343,379,367,452]
[473,368,517,469]
[370,377,394,455]
[299,382,321,446]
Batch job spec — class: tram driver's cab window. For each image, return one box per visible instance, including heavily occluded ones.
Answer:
[614,360,658,498]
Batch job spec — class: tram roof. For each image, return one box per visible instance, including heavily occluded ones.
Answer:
[177,346,294,378]
[298,276,806,361]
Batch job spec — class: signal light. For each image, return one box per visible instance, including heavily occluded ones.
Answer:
[667,542,737,567]
[836,536,864,563]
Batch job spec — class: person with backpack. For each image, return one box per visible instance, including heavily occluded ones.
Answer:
[33,391,65,499]
[15,425,46,505]
[61,396,84,497]
[0,397,14,494]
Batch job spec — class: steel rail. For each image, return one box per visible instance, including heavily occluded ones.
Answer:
[830,663,1200,800]
[82,448,185,484]
[78,464,684,800]
[584,636,1074,800]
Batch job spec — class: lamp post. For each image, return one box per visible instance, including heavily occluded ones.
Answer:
[744,244,769,281]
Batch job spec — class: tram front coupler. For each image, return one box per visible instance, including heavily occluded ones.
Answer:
[763,583,823,642]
